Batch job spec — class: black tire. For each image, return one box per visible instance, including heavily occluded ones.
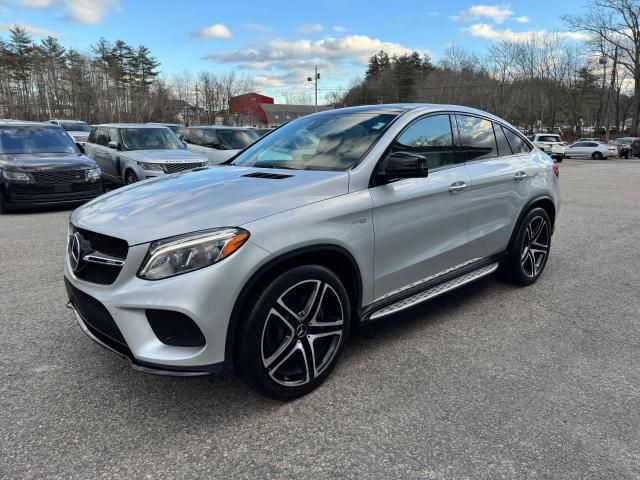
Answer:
[236,265,351,400]
[592,151,603,160]
[124,169,139,185]
[499,207,551,286]
[556,156,563,163]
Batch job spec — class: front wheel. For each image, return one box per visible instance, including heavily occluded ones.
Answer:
[124,169,139,185]
[499,208,551,286]
[236,265,350,400]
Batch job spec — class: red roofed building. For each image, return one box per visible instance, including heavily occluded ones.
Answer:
[229,93,332,127]
[229,93,274,125]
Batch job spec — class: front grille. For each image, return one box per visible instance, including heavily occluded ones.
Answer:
[73,228,128,285]
[65,279,127,346]
[31,170,86,184]
[162,162,205,174]
[146,310,206,347]
[8,183,102,203]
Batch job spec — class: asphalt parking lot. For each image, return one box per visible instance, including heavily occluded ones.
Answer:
[1,159,639,479]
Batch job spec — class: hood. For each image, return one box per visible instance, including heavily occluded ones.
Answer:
[121,149,207,163]
[0,152,97,171]
[71,166,349,245]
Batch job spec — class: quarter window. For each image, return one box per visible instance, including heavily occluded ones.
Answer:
[503,128,531,154]
[455,115,497,161]
[393,115,455,169]
[494,124,513,156]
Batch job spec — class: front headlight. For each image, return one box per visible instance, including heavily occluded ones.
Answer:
[1,170,32,182]
[138,228,250,280]
[138,161,164,171]
[85,167,101,182]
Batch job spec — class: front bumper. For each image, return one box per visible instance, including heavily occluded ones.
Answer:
[64,238,271,374]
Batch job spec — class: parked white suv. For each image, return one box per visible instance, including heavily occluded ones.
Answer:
[529,133,565,161]
[84,124,209,184]
[65,104,560,399]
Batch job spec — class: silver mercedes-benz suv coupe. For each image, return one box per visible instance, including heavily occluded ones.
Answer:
[64,104,560,399]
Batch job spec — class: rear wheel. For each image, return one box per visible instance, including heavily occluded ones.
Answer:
[236,265,350,400]
[592,151,603,160]
[499,208,551,286]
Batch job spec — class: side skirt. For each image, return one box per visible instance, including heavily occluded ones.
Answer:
[360,255,503,323]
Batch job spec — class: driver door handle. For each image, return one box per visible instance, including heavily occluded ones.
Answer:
[449,181,467,193]
[514,171,528,182]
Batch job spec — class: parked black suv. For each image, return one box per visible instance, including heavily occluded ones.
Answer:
[612,137,639,159]
[0,122,104,213]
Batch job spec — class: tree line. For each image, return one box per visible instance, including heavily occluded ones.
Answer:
[331,0,640,137]
[0,26,255,125]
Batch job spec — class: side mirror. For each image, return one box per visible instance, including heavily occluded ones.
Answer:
[379,151,428,182]
[108,141,118,150]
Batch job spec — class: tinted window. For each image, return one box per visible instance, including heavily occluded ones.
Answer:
[537,135,561,143]
[203,129,218,147]
[119,128,185,151]
[217,129,260,150]
[184,128,204,146]
[393,115,455,169]
[495,124,512,156]
[96,127,108,146]
[456,115,497,161]
[503,127,531,154]
[87,127,97,144]
[586,142,598,147]
[59,121,90,132]
[0,126,78,154]
[231,113,396,171]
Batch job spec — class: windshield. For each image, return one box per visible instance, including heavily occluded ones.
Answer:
[231,113,397,171]
[217,130,259,150]
[0,126,78,154]
[166,125,183,136]
[119,127,185,151]
[59,121,90,132]
[615,138,632,144]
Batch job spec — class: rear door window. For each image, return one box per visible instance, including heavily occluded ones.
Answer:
[96,128,108,146]
[455,115,498,161]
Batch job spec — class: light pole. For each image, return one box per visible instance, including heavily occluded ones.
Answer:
[307,66,320,111]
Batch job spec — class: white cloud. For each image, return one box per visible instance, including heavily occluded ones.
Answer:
[0,21,62,37]
[514,16,529,23]
[209,34,418,67]
[64,0,120,25]
[332,25,347,32]
[466,23,589,42]
[452,4,514,24]
[297,23,323,34]
[197,23,233,39]
[20,0,54,7]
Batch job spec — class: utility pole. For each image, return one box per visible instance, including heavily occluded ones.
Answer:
[195,84,200,125]
[307,66,320,111]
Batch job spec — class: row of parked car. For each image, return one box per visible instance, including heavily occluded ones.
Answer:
[0,119,265,212]
[529,133,640,161]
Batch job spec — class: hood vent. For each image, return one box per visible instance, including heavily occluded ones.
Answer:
[243,172,293,180]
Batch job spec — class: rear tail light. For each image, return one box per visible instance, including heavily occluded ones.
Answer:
[608,147,617,151]
[552,164,559,177]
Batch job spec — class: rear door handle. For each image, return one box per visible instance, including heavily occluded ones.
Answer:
[449,181,468,193]
[514,171,528,182]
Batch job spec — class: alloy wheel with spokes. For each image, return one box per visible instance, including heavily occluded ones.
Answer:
[499,207,552,285]
[125,170,139,185]
[521,215,550,278]
[237,265,350,399]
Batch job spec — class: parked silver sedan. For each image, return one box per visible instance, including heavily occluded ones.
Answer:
[564,141,617,159]
[84,124,209,184]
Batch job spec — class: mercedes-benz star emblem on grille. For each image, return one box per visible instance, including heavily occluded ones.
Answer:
[70,232,84,273]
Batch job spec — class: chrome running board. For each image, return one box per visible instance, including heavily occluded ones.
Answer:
[369,262,499,320]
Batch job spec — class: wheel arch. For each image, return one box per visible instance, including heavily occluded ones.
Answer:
[224,244,363,366]
[511,195,557,245]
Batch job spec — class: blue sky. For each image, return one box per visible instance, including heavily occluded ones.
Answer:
[0,0,587,101]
